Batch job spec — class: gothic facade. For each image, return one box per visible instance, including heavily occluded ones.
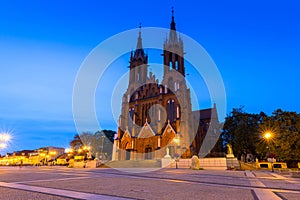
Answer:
[112,11,220,161]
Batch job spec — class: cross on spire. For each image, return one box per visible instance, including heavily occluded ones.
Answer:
[170,6,176,31]
[136,23,142,50]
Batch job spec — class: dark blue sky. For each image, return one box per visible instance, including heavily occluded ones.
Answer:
[1,0,299,153]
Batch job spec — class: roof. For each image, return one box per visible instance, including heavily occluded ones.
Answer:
[193,108,213,120]
[57,153,69,159]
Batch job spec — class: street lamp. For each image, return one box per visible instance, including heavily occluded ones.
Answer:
[0,132,11,152]
[173,136,180,169]
[0,133,11,142]
[0,143,7,149]
[264,132,272,140]
[100,135,105,160]
[263,131,274,172]
[173,138,180,145]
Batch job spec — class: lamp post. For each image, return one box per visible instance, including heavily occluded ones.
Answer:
[100,135,105,160]
[173,137,180,169]
[263,131,274,172]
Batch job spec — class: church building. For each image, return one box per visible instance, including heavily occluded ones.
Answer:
[112,10,220,161]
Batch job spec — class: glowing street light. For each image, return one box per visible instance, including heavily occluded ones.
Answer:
[0,133,11,142]
[0,143,7,149]
[173,138,180,145]
[264,132,272,140]
[83,146,91,151]
[65,148,73,153]
[49,151,57,156]
[263,131,274,172]
[0,132,11,150]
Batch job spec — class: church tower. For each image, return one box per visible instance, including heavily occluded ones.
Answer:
[162,8,194,157]
[118,26,148,141]
[163,8,185,78]
[129,25,148,85]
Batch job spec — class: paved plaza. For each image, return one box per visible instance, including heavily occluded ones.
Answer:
[0,166,300,200]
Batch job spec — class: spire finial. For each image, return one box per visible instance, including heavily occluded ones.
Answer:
[138,23,142,37]
[170,7,176,31]
[136,23,142,50]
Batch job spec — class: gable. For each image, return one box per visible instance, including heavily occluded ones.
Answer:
[121,130,131,141]
[162,123,177,136]
[137,122,156,138]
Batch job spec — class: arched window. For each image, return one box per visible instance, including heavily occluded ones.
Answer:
[142,105,145,125]
[129,108,135,124]
[158,109,161,121]
[167,99,175,122]
[176,105,180,119]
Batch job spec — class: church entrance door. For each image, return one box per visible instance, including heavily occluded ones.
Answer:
[145,147,152,160]
[126,150,130,160]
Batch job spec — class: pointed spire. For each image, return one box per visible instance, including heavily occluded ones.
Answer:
[170,6,176,31]
[136,23,142,50]
[169,7,178,42]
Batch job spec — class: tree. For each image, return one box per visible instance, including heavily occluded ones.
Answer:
[69,129,117,160]
[222,107,265,161]
[223,107,300,166]
[94,130,116,159]
[258,109,300,166]
[69,134,83,151]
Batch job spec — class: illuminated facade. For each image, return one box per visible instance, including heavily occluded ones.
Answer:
[112,11,220,161]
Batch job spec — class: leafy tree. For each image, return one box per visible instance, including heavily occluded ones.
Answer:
[69,130,116,160]
[94,130,116,159]
[69,134,83,150]
[223,107,300,166]
[222,107,265,161]
[258,109,300,165]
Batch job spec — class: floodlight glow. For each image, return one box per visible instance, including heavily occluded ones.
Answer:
[0,143,7,149]
[264,132,272,139]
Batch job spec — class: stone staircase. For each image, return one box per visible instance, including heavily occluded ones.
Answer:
[103,160,161,168]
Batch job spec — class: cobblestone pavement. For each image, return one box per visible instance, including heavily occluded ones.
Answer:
[0,166,300,199]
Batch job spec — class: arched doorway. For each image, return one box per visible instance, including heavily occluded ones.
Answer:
[125,142,131,160]
[126,149,130,160]
[145,145,152,160]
